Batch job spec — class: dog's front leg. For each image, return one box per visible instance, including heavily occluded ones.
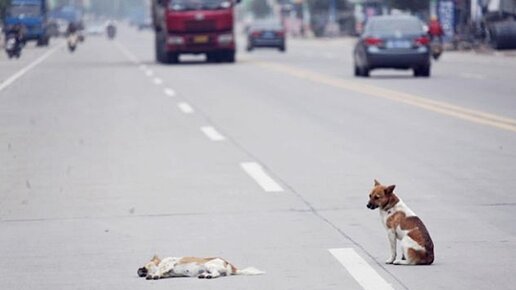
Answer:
[385,231,397,264]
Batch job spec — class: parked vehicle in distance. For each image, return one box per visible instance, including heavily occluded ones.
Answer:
[246,20,286,52]
[353,15,431,77]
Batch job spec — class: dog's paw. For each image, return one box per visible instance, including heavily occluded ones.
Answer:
[385,258,395,264]
[393,260,408,265]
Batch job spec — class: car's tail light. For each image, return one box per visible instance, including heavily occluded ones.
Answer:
[364,37,383,47]
[251,31,261,37]
[276,30,285,37]
[414,36,430,46]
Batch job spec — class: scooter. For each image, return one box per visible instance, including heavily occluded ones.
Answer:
[430,38,443,60]
[5,33,22,59]
[67,33,79,52]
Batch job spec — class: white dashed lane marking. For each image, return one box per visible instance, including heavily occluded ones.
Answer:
[178,102,194,114]
[145,70,154,77]
[329,248,394,290]
[200,126,225,141]
[240,162,284,192]
[153,77,163,85]
[164,88,176,96]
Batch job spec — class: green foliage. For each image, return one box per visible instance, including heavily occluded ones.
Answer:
[306,0,349,12]
[386,0,429,12]
[1,0,11,19]
[89,0,145,17]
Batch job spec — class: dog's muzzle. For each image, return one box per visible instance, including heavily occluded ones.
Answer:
[366,203,377,210]
[137,267,148,277]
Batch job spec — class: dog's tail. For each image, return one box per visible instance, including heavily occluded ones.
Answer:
[235,267,265,276]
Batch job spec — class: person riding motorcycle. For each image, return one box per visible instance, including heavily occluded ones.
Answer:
[3,24,25,58]
[106,21,116,39]
[4,24,25,44]
[66,22,80,52]
[428,16,444,60]
[428,16,444,43]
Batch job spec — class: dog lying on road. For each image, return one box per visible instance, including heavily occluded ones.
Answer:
[137,255,265,279]
[367,180,434,265]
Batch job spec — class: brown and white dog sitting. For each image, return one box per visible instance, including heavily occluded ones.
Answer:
[367,180,434,265]
[137,255,265,280]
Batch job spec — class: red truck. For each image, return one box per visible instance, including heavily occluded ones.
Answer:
[151,0,240,63]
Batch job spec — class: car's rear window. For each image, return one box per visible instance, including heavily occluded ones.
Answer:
[367,18,424,36]
[251,23,283,31]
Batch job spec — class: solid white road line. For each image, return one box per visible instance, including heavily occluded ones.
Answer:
[153,77,163,85]
[240,162,284,192]
[200,126,225,141]
[0,43,63,93]
[178,102,194,114]
[329,248,394,290]
[164,88,176,96]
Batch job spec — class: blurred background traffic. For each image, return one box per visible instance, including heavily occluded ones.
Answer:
[1,0,515,54]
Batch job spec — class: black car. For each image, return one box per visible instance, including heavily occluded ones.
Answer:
[353,15,431,77]
[247,21,286,52]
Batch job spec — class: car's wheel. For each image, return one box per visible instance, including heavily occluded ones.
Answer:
[414,65,431,77]
[246,45,253,52]
[279,45,286,52]
[361,66,370,77]
[354,64,360,76]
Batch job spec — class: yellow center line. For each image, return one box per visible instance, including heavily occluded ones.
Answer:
[254,61,516,133]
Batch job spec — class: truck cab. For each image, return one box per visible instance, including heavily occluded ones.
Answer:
[4,0,49,46]
[152,0,240,63]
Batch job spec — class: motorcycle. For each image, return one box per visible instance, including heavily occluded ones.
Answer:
[106,24,116,40]
[5,33,22,59]
[430,38,443,60]
[67,33,79,52]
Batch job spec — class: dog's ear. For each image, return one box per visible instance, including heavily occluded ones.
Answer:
[385,185,396,195]
[374,179,381,186]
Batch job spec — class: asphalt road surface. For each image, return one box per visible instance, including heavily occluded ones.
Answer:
[1,27,515,290]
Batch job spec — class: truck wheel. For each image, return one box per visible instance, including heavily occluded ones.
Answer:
[223,51,235,63]
[155,33,167,63]
[206,53,218,63]
[167,53,179,64]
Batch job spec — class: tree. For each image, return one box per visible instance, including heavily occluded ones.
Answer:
[1,0,11,20]
[250,0,271,18]
[386,0,429,13]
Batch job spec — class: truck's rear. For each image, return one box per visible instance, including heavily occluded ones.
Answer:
[4,0,49,46]
[152,0,238,63]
